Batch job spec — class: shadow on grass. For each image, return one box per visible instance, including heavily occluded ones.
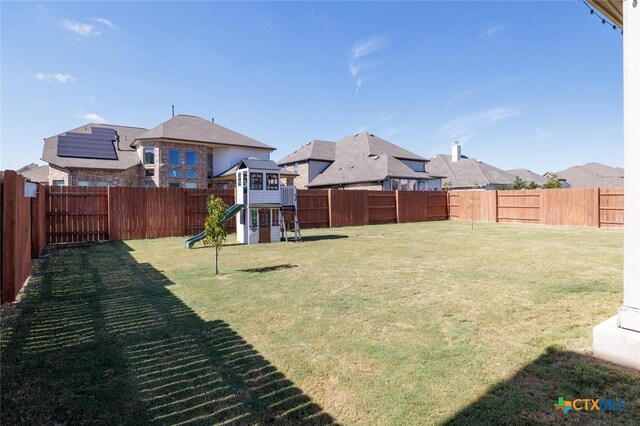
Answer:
[301,235,349,242]
[0,241,336,425]
[444,347,640,425]
[239,264,298,273]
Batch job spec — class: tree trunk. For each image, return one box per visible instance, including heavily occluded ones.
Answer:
[215,247,219,275]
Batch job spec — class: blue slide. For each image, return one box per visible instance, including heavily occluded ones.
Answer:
[185,203,244,249]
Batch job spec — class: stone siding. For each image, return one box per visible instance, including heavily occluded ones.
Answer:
[283,162,310,189]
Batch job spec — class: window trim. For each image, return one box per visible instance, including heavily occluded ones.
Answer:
[266,173,279,190]
[185,151,197,167]
[143,148,155,165]
[250,172,263,190]
[168,149,181,166]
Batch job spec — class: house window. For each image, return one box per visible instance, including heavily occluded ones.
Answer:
[391,179,399,190]
[266,173,279,190]
[168,169,181,178]
[185,151,197,167]
[96,181,113,187]
[251,209,258,227]
[185,170,197,179]
[207,153,214,177]
[144,181,156,188]
[185,182,197,189]
[239,209,245,225]
[168,182,180,188]
[52,180,64,186]
[78,180,94,187]
[271,209,280,226]
[250,173,263,190]
[237,173,242,187]
[294,163,299,173]
[143,148,155,165]
[168,149,180,166]
[145,169,154,177]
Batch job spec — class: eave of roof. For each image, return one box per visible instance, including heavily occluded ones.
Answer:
[588,0,623,27]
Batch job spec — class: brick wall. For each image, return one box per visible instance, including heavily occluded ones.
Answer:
[138,141,215,188]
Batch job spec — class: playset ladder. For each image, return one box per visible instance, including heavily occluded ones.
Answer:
[280,205,302,242]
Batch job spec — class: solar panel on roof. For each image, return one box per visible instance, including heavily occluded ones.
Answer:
[57,127,118,160]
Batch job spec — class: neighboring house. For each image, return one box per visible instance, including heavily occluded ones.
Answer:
[276,140,335,188]
[40,115,274,188]
[506,168,548,186]
[545,162,624,188]
[17,163,50,185]
[278,132,443,190]
[425,142,515,190]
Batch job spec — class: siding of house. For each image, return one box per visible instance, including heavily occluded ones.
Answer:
[400,159,426,173]
[48,165,141,187]
[309,160,332,182]
[213,147,270,176]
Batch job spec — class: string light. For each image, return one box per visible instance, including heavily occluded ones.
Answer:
[582,1,623,35]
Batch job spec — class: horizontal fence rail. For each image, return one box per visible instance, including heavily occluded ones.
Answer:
[448,188,623,228]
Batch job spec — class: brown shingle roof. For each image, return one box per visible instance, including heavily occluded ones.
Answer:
[20,165,49,184]
[426,155,515,189]
[42,123,147,170]
[551,162,623,188]
[135,115,274,150]
[506,168,547,186]
[277,140,336,165]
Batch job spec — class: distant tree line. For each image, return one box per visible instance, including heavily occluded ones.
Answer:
[496,175,563,190]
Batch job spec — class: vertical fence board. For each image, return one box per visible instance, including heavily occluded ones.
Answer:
[297,190,329,229]
[1,171,33,303]
[368,191,397,224]
[599,188,624,228]
[330,190,368,227]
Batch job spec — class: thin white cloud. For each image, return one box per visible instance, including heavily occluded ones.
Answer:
[62,20,101,36]
[440,106,523,143]
[77,113,107,123]
[92,17,116,29]
[444,76,519,110]
[349,35,389,95]
[480,22,511,37]
[35,72,75,83]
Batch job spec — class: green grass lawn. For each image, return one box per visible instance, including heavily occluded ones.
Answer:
[2,221,639,425]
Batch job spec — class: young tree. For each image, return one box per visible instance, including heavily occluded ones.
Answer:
[543,175,563,189]
[204,195,229,275]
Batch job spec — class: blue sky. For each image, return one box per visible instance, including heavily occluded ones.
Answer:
[1,1,623,174]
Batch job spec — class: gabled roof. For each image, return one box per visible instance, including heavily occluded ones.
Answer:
[308,154,438,187]
[550,162,623,188]
[237,158,280,170]
[135,115,274,150]
[42,123,147,170]
[507,168,547,186]
[277,140,335,165]
[218,159,295,178]
[16,163,39,173]
[20,164,49,184]
[426,155,515,189]
[337,132,426,161]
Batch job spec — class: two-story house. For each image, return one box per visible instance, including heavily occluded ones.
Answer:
[278,132,443,190]
[41,115,275,188]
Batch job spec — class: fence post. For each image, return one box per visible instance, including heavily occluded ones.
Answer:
[395,190,400,223]
[597,187,601,228]
[494,190,499,223]
[327,189,333,228]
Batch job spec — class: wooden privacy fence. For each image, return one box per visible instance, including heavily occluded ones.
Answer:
[1,171,46,303]
[449,188,623,228]
[44,187,449,243]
